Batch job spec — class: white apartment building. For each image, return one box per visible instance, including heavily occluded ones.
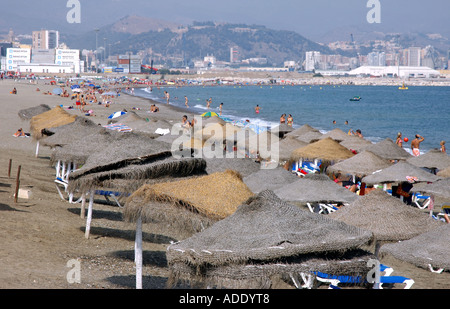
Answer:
[305,51,321,71]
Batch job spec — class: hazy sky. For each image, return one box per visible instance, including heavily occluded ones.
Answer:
[2,0,450,40]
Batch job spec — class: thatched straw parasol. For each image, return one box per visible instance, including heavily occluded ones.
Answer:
[363,138,411,161]
[274,173,359,204]
[437,166,450,178]
[246,130,280,160]
[278,136,308,162]
[320,128,352,142]
[329,189,444,243]
[379,225,450,272]
[201,116,227,127]
[340,136,373,153]
[29,106,77,140]
[361,161,441,186]
[327,150,393,178]
[406,149,450,171]
[285,124,320,138]
[111,111,172,136]
[165,190,374,289]
[410,178,450,199]
[290,137,355,163]
[204,157,261,177]
[243,167,298,194]
[270,123,294,137]
[18,104,51,121]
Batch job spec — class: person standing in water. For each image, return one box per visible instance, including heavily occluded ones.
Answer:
[184,96,189,108]
[255,105,260,114]
[411,134,424,156]
[219,103,223,115]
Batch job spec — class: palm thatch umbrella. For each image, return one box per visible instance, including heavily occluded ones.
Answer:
[290,137,355,164]
[278,136,308,162]
[361,161,441,186]
[204,157,261,177]
[437,166,450,178]
[363,138,411,161]
[320,128,352,142]
[406,149,450,172]
[327,151,393,178]
[410,178,450,199]
[340,136,373,154]
[379,225,450,272]
[18,104,51,121]
[243,167,298,194]
[270,123,294,137]
[165,190,374,289]
[201,116,227,127]
[273,173,359,204]
[29,106,77,157]
[329,189,444,248]
[110,111,172,136]
[246,130,280,160]
[285,124,320,138]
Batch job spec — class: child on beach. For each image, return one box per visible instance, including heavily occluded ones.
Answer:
[440,141,446,153]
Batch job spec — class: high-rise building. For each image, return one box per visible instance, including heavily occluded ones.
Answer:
[230,47,239,63]
[367,51,386,66]
[305,51,321,71]
[32,30,60,50]
[407,47,421,67]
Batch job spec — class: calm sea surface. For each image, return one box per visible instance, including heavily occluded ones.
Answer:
[134,84,450,154]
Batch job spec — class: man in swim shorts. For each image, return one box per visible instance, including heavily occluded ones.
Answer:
[411,134,424,156]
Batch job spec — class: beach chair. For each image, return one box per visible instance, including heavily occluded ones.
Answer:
[411,192,431,210]
[94,190,130,208]
[54,160,83,204]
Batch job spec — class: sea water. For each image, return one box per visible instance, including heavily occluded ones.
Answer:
[134,84,450,154]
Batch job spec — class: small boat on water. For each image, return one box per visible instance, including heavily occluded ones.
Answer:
[349,96,361,102]
[399,83,408,90]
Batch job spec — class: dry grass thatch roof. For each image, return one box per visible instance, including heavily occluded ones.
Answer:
[18,104,51,121]
[379,225,450,271]
[243,167,298,194]
[123,170,254,223]
[204,157,262,177]
[166,190,374,288]
[406,149,450,170]
[320,128,352,142]
[274,173,359,203]
[30,106,77,140]
[339,136,373,153]
[437,166,450,178]
[285,124,320,138]
[329,189,444,242]
[111,112,172,135]
[361,161,441,185]
[363,138,412,161]
[411,178,450,199]
[290,137,355,163]
[278,136,308,161]
[327,150,393,177]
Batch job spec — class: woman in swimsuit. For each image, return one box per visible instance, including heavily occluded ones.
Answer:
[395,132,403,147]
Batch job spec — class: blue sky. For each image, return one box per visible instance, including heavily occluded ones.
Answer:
[2,0,450,40]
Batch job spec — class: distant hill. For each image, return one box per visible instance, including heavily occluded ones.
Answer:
[61,16,345,66]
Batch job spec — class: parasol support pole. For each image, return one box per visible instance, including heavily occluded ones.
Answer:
[8,159,12,178]
[35,141,39,157]
[84,190,94,239]
[80,192,86,218]
[135,215,143,289]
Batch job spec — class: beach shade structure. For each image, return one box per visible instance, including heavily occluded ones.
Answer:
[201,111,219,118]
[70,84,80,89]
[285,124,321,139]
[72,88,82,93]
[290,137,355,165]
[165,190,375,289]
[18,104,51,121]
[329,190,444,246]
[273,173,359,206]
[108,111,127,119]
[52,88,63,95]
[246,130,280,160]
[200,116,227,127]
[243,167,298,194]
[320,128,352,143]
[294,130,324,144]
[340,136,373,154]
[270,123,294,138]
[204,157,262,178]
[361,161,441,186]
[110,112,172,136]
[363,138,412,161]
[379,225,450,273]
[410,178,450,199]
[29,106,77,157]
[327,150,393,179]
[278,136,308,162]
[437,166,450,178]
[406,149,450,172]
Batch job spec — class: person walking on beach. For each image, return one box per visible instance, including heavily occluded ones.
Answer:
[280,114,286,124]
[287,114,293,127]
[440,140,446,153]
[396,132,403,148]
[411,134,424,156]
[184,96,189,108]
[206,97,212,109]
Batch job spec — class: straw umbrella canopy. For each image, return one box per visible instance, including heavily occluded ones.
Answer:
[410,178,450,199]
[363,138,412,161]
[123,170,254,235]
[29,106,77,140]
[361,161,441,186]
[18,104,51,121]
[274,173,359,204]
[285,124,320,138]
[437,166,450,178]
[329,189,444,242]
[295,130,323,144]
[201,116,227,127]
[290,137,355,163]
[379,225,450,272]
[327,150,393,178]
[406,149,450,171]
[340,136,373,154]
[270,123,294,137]
[204,157,261,178]
[111,112,172,136]
[278,136,308,162]
[246,130,280,160]
[166,190,374,289]
[243,167,298,194]
[320,128,352,142]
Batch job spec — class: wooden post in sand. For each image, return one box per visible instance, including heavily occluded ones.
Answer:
[80,193,86,218]
[135,215,143,289]
[35,141,39,157]
[8,159,12,178]
[14,165,21,203]
[84,190,94,239]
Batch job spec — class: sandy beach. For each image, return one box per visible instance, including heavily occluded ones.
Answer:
[0,77,449,290]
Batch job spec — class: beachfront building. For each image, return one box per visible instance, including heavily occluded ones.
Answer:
[349,66,440,78]
[116,54,141,74]
[407,47,421,67]
[32,30,60,50]
[18,63,74,74]
[305,51,321,71]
